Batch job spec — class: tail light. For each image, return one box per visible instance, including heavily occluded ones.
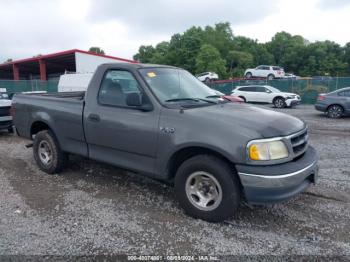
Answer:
[10,104,16,117]
[317,95,326,101]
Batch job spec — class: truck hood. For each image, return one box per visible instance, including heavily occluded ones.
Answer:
[0,99,12,107]
[186,103,305,138]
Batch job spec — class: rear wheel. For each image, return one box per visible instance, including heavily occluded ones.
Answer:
[274,97,286,108]
[33,130,68,174]
[175,155,240,222]
[267,74,275,80]
[245,72,252,78]
[327,105,343,118]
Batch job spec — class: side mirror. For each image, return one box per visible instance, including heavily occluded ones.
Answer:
[126,92,153,111]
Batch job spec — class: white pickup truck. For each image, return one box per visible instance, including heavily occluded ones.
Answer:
[0,89,13,133]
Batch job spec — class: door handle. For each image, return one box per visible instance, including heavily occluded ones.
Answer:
[88,114,100,122]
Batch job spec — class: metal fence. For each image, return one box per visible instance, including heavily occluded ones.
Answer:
[209,77,350,104]
[1,77,350,104]
[0,80,59,95]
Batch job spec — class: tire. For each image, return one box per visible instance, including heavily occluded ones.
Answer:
[8,126,14,133]
[204,77,210,83]
[174,155,240,222]
[245,72,252,78]
[327,105,343,119]
[33,130,68,174]
[273,97,286,108]
[239,96,246,103]
[267,74,275,80]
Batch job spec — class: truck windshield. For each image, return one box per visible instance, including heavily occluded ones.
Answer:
[139,68,219,105]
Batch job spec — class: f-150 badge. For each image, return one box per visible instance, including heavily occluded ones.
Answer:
[160,127,175,133]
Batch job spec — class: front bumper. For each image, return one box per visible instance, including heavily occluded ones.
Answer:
[236,146,318,204]
[285,98,301,107]
[0,116,13,130]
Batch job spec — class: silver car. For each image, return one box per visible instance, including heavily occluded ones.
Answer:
[315,87,350,118]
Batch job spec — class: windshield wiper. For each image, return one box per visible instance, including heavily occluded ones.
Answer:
[165,98,217,104]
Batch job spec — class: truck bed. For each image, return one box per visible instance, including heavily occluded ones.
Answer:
[13,91,88,157]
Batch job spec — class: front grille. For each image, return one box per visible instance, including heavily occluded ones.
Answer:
[290,129,308,156]
[0,106,11,117]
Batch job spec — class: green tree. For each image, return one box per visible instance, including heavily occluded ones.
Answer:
[195,44,227,78]
[133,45,157,63]
[89,47,105,55]
[227,50,254,77]
[133,22,350,78]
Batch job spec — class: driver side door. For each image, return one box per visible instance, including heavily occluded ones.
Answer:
[254,86,272,103]
[84,69,160,174]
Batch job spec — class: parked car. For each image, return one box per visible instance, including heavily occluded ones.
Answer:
[196,72,219,82]
[315,87,350,118]
[211,90,244,103]
[13,63,318,222]
[284,73,299,80]
[0,91,13,133]
[231,85,301,108]
[244,65,285,80]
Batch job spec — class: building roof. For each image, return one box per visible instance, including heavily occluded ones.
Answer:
[0,49,137,67]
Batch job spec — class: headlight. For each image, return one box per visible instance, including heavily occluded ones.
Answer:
[248,140,289,161]
[286,96,294,99]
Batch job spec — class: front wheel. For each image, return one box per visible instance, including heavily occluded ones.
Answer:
[274,97,286,108]
[175,155,240,222]
[33,130,68,174]
[327,105,343,118]
[245,72,252,78]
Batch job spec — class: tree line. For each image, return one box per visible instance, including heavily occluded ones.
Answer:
[133,22,350,79]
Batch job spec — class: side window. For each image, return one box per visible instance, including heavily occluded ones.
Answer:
[256,66,263,70]
[255,86,266,92]
[98,70,141,107]
[262,66,270,70]
[339,90,350,97]
[241,86,256,92]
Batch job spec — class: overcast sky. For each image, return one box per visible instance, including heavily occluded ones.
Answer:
[0,0,350,62]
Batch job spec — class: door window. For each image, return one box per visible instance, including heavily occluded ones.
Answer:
[239,86,257,92]
[338,90,350,97]
[255,86,266,92]
[98,70,141,107]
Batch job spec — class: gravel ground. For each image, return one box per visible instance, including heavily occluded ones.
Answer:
[0,105,349,257]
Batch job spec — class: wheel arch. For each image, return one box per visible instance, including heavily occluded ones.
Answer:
[166,146,242,186]
[326,103,344,111]
[30,120,56,140]
[267,73,275,79]
[238,96,246,102]
[273,95,285,103]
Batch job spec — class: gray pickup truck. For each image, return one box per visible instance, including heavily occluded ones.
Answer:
[13,63,318,222]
